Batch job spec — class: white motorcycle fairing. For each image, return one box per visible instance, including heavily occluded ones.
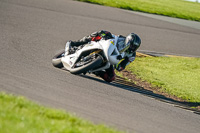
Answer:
[55,36,123,74]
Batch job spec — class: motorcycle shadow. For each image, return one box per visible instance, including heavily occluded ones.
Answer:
[79,74,200,115]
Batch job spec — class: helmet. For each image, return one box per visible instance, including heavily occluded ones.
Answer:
[125,33,141,53]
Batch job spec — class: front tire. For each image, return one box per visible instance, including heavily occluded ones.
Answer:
[52,49,65,68]
[70,55,103,75]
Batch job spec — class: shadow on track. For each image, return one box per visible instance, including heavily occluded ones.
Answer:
[79,74,200,115]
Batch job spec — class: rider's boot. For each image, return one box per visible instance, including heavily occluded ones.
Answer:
[65,41,71,56]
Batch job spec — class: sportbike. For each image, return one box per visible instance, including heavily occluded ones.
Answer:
[52,36,123,75]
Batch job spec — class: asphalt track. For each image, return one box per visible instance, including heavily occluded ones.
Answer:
[0,0,200,133]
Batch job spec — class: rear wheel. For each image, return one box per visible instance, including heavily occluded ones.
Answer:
[70,55,103,75]
[52,49,65,68]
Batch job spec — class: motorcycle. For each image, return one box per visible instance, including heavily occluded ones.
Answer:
[52,36,124,75]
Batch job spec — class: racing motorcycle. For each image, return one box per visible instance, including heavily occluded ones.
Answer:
[52,36,124,75]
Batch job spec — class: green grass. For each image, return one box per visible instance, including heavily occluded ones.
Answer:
[126,57,200,103]
[0,92,123,133]
[78,0,200,21]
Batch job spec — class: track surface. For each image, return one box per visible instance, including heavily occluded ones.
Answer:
[0,0,200,133]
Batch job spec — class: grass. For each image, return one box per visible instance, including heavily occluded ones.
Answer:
[125,56,200,103]
[0,92,123,133]
[78,0,200,21]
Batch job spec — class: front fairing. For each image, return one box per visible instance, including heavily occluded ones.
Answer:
[61,41,103,70]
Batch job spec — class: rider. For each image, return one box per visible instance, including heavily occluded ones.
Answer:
[65,30,141,82]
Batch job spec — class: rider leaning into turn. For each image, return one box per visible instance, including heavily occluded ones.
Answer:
[65,30,141,82]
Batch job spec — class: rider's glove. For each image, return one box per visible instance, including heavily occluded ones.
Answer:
[115,57,129,71]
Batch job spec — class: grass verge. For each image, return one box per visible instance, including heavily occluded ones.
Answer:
[124,56,200,103]
[78,0,200,21]
[0,92,123,133]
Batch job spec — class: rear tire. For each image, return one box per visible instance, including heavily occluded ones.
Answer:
[70,56,103,75]
[52,49,65,68]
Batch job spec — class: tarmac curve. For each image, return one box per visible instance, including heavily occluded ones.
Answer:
[0,0,200,133]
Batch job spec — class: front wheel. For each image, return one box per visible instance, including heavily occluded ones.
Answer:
[52,49,65,68]
[70,55,103,75]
